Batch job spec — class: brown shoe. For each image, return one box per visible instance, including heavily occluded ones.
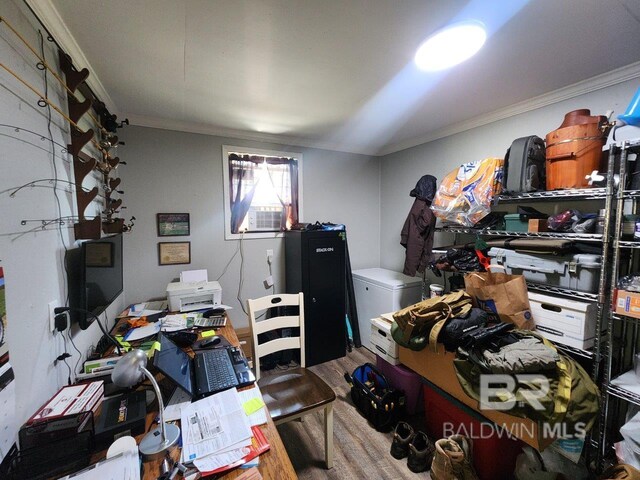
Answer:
[407,431,435,473]
[430,438,464,480]
[448,435,479,480]
[390,421,414,459]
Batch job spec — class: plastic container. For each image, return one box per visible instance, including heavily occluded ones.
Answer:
[503,213,529,232]
[429,284,444,297]
[488,247,601,293]
[376,355,423,415]
[423,381,523,480]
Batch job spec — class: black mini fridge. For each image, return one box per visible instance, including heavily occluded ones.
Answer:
[285,229,346,367]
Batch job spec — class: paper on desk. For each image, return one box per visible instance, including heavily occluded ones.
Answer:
[164,387,192,422]
[160,313,190,332]
[57,450,140,480]
[181,269,208,283]
[129,308,163,319]
[181,388,252,461]
[123,322,160,341]
[193,446,248,472]
[238,385,268,426]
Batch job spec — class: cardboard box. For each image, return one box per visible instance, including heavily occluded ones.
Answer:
[399,346,552,451]
[615,289,640,319]
[370,316,400,365]
[528,219,548,232]
[235,327,254,363]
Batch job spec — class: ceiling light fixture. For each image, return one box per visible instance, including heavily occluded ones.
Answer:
[414,21,487,72]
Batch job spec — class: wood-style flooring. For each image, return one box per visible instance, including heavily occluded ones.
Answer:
[269,347,432,479]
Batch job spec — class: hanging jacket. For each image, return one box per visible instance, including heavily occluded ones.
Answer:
[401,175,437,276]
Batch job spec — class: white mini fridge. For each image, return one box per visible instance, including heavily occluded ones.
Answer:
[352,268,423,352]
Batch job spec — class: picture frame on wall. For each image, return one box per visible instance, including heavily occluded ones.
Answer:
[158,241,191,265]
[157,213,190,236]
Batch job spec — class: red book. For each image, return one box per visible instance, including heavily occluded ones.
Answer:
[199,426,271,476]
[27,381,104,424]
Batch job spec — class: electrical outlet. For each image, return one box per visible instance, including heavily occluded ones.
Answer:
[263,275,274,289]
[266,249,274,264]
[48,301,58,333]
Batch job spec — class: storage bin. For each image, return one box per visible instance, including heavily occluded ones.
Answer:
[528,291,599,349]
[504,213,529,232]
[370,316,400,365]
[423,381,523,480]
[488,247,601,293]
[376,356,423,415]
[352,268,422,352]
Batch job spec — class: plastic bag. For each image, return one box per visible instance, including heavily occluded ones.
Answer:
[431,158,504,227]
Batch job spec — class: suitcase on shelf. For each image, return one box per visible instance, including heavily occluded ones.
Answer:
[488,247,601,293]
[504,135,546,193]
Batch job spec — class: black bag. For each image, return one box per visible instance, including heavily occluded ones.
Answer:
[504,135,546,192]
[344,363,405,431]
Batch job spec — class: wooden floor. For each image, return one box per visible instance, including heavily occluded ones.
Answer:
[269,347,432,479]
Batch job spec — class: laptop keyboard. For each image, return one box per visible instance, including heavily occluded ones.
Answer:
[202,349,238,391]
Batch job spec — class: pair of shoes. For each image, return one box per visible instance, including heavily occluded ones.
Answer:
[389,421,435,473]
[430,434,479,480]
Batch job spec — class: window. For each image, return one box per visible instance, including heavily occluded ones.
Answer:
[222,146,302,239]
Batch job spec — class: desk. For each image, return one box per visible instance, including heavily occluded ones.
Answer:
[97,314,297,479]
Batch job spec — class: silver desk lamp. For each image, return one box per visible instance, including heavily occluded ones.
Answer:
[111,349,180,460]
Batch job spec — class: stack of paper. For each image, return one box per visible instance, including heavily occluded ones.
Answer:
[57,449,140,480]
[181,388,270,475]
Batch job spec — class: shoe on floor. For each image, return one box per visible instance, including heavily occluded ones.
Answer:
[407,431,435,473]
[430,438,465,479]
[390,421,414,459]
[448,435,479,480]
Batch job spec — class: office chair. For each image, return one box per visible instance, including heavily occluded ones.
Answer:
[247,293,335,469]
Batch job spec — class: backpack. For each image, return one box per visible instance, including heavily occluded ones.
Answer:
[344,363,405,431]
[504,135,546,193]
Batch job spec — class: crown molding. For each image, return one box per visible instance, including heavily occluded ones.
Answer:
[124,113,379,156]
[378,60,640,157]
[25,0,118,114]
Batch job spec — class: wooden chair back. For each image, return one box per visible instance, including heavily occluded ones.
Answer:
[247,293,305,380]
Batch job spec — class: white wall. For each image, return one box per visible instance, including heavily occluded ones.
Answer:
[119,125,381,328]
[379,79,640,274]
[0,0,124,428]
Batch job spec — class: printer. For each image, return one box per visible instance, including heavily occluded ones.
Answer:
[166,280,221,312]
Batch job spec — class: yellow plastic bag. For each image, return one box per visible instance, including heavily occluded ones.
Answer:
[431,157,504,227]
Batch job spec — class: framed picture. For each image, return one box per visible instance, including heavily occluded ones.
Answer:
[158,242,191,265]
[157,213,190,236]
[84,242,114,267]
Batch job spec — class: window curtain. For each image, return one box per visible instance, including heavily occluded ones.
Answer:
[265,157,299,229]
[228,155,259,233]
[229,153,299,233]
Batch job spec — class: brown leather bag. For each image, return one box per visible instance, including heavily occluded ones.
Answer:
[598,464,640,480]
[545,109,608,190]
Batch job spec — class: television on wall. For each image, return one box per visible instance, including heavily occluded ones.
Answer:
[67,234,123,329]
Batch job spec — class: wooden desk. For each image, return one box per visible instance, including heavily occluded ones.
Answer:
[100,315,297,479]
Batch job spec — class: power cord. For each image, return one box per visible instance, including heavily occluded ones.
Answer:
[55,307,122,355]
[236,232,248,315]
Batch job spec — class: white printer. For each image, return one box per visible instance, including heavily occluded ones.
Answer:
[166,280,221,312]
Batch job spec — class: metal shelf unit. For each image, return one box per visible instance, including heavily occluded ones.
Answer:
[433,150,618,471]
[435,227,603,242]
[600,139,640,469]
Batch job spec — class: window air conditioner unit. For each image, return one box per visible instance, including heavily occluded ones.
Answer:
[247,207,282,231]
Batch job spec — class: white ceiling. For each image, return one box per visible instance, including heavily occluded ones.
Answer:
[37,0,640,155]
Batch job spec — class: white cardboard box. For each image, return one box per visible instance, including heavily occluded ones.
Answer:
[370,316,400,365]
[528,291,598,349]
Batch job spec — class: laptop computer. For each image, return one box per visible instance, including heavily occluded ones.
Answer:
[154,333,255,399]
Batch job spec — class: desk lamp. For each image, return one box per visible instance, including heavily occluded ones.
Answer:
[111,349,180,459]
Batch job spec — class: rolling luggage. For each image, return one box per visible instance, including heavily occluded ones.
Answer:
[504,135,546,192]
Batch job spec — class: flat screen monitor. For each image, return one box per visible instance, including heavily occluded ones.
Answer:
[67,234,123,329]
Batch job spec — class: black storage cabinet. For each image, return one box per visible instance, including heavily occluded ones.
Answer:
[285,229,346,367]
